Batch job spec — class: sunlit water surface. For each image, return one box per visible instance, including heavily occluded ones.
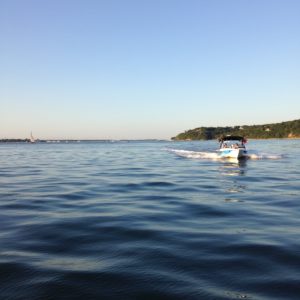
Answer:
[0,140,299,299]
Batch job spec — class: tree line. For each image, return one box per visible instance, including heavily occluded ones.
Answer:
[171,119,300,140]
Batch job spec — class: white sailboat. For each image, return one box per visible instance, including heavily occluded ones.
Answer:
[30,132,36,143]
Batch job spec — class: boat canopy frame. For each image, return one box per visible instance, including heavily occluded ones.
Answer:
[218,135,247,143]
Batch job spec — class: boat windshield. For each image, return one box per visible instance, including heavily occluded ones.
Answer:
[220,141,245,149]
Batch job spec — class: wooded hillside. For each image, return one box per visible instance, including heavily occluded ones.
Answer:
[171,119,300,140]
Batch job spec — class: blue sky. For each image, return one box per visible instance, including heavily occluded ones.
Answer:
[1,0,299,139]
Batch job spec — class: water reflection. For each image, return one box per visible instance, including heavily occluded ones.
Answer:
[219,157,248,176]
[218,158,248,203]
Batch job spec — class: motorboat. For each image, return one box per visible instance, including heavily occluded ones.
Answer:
[218,135,247,159]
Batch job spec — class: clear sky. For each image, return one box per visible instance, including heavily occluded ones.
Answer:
[1,0,299,139]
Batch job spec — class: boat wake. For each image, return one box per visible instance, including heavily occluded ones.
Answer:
[246,152,283,160]
[168,149,221,160]
[168,149,283,161]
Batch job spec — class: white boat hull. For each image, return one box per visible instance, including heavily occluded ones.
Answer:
[219,148,247,159]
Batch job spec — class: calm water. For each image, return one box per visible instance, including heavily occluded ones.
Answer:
[0,140,299,300]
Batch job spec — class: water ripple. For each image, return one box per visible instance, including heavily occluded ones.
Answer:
[0,141,300,299]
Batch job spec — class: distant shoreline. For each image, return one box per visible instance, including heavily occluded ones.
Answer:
[0,139,170,143]
[1,137,300,143]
